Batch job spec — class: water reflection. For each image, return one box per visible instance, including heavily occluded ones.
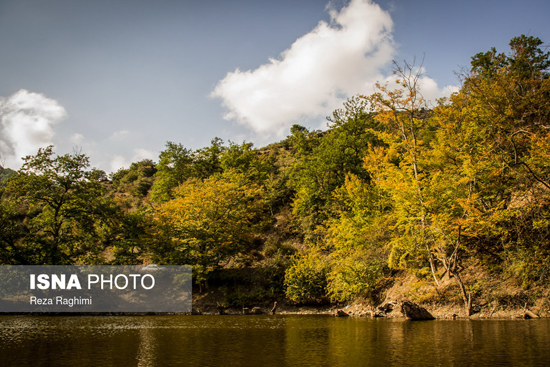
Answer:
[1,315,549,366]
[136,322,156,367]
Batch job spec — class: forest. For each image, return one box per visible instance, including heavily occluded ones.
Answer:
[1,35,549,312]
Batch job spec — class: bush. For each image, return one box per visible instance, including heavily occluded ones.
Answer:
[327,258,384,302]
[284,250,329,304]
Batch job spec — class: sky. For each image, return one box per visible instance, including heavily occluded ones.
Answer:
[0,0,549,172]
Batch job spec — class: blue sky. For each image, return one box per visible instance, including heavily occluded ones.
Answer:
[0,0,548,172]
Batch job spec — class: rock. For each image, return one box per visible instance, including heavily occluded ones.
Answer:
[336,310,349,317]
[400,301,435,320]
[251,307,262,315]
[378,301,398,314]
[523,310,540,319]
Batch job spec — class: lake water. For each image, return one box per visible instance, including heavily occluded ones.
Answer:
[1,315,549,366]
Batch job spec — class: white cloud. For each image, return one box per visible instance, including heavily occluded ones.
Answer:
[0,89,67,169]
[109,155,129,173]
[108,130,130,140]
[132,148,156,162]
[382,66,460,107]
[211,0,459,138]
[0,90,157,174]
[418,79,460,106]
[211,0,395,137]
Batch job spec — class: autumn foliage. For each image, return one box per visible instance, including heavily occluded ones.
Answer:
[1,35,549,308]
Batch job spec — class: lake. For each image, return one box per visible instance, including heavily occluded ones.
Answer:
[0,315,549,366]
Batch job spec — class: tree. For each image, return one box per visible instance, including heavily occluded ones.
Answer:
[109,209,154,265]
[363,60,440,283]
[220,141,276,183]
[0,195,26,264]
[467,35,550,191]
[152,138,226,202]
[4,146,116,264]
[0,166,16,185]
[151,142,194,202]
[110,159,157,200]
[154,170,266,287]
[192,137,225,179]
[432,35,550,289]
[323,175,389,302]
[291,96,380,235]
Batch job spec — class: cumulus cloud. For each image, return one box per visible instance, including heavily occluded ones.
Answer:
[212,0,458,138]
[0,89,67,168]
[0,90,157,174]
[211,0,395,136]
[417,79,460,106]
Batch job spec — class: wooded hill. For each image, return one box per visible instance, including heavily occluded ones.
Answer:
[1,35,549,312]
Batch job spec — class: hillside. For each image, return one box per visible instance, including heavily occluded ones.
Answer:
[1,35,549,316]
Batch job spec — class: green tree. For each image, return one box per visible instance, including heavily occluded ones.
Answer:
[291,96,381,235]
[0,196,26,264]
[192,137,225,179]
[4,146,116,264]
[109,209,154,265]
[220,141,275,183]
[152,138,226,202]
[110,159,157,200]
[0,166,16,185]
[151,142,194,202]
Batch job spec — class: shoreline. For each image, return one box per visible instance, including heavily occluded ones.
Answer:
[189,301,549,320]
[0,306,546,319]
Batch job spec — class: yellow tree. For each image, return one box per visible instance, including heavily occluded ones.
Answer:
[362,60,441,284]
[432,35,550,288]
[323,174,390,302]
[154,170,265,287]
[363,63,486,312]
